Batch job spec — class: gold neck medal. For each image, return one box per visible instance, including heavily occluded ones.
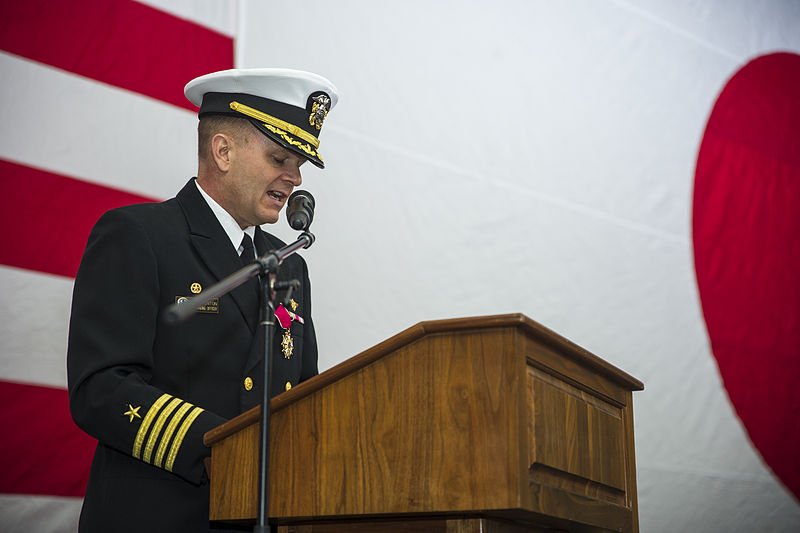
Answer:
[275,303,302,359]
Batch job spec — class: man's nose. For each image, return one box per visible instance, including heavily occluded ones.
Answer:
[284,168,302,187]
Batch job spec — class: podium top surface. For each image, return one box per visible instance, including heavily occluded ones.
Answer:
[205,313,642,447]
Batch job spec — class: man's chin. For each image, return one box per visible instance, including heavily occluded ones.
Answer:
[256,210,280,226]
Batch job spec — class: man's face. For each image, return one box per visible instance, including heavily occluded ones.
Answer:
[222,129,306,228]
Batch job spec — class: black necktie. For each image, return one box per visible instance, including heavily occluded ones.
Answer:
[240,233,255,267]
[240,233,261,308]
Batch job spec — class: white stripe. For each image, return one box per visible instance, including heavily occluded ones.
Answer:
[0,494,81,533]
[0,52,197,201]
[0,266,73,388]
[134,0,238,38]
[327,124,688,244]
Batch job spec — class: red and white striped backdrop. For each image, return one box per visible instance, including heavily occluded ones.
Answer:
[3,2,799,532]
[0,1,235,530]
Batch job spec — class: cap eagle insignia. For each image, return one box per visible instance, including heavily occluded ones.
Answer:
[309,94,331,130]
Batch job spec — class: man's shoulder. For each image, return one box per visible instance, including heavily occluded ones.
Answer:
[111,196,179,217]
[99,179,198,227]
[259,229,287,250]
[99,197,183,231]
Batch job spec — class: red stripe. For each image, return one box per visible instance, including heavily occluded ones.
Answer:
[0,0,233,112]
[0,159,158,278]
[0,380,96,497]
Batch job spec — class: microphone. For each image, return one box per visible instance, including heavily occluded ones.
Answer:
[286,190,315,230]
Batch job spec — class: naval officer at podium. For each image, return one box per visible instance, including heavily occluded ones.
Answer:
[67,68,338,532]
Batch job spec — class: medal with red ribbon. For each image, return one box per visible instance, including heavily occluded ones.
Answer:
[275,302,303,359]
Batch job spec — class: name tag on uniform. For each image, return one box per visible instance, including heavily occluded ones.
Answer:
[174,296,219,314]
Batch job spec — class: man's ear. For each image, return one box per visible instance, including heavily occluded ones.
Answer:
[209,133,232,172]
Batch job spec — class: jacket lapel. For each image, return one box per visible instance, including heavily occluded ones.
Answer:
[254,226,274,257]
[176,179,259,334]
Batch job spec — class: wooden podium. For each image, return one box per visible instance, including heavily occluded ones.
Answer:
[204,314,643,532]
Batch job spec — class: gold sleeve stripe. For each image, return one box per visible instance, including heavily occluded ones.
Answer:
[165,406,204,472]
[229,101,320,148]
[143,397,182,464]
[153,402,193,468]
[132,393,172,459]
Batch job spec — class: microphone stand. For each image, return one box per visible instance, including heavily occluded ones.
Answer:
[163,230,315,533]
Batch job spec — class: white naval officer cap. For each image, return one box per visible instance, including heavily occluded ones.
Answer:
[184,68,339,168]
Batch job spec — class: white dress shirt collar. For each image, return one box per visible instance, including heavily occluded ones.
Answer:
[194,179,256,255]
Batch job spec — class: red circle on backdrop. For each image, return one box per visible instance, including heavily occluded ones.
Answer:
[693,52,800,501]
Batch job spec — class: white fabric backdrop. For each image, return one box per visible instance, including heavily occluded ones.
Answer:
[1,1,798,531]
[238,1,800,531]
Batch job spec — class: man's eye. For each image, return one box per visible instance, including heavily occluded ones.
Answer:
[272,156,286,165]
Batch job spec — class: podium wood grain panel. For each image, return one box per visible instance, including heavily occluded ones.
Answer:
[209,421,258,519]
[527,367,626,497]
[206,314,643,532]
[269,327,523,516]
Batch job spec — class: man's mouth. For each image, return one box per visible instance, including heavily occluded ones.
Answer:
[267,190,287,202]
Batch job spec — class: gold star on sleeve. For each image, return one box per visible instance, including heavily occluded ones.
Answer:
[124,404,142,423]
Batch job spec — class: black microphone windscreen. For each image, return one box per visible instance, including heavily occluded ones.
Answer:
[287,190,315,230]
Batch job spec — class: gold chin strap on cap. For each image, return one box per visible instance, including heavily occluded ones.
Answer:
[229,101,320,148]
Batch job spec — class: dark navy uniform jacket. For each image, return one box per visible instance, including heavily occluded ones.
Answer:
[67,178,318,532]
